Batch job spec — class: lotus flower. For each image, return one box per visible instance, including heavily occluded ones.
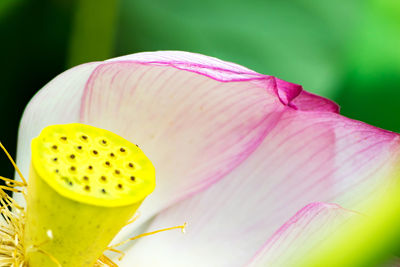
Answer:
[13,51,400,266]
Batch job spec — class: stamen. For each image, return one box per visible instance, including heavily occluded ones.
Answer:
[0,168,26,266]
[0,176,25,187]
[125,212,141,226]
[0,185,22,193]
[108,222,187,250]
[0,142,27,185]
[97,254,118,267]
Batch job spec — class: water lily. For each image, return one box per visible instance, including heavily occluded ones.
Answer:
[7,51,400,266]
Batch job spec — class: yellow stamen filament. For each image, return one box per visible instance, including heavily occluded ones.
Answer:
[0,186,25,266]
[0,176,25,187]
[0,142,27,186]
[125,212,141,226]
[0,185,22,193]
[95,255,118,267]
[108,222,188,250]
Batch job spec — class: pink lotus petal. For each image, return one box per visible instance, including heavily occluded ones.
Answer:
[247,202,358,266]
[118,109,399,266]
[291,90,340,113]
[80,61,285,225]
[108,51,339,112]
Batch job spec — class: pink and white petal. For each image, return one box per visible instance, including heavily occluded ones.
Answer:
[117,109,399,266]
[15,62,102,202]
[291,90,340,113]
[107,51,263,81]
[247,202,359,267]
[80,61,286,226]
[108,51,339,112]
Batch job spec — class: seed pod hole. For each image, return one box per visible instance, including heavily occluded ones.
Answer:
[130,176,136,182]
[109,153,115,158]
[128,162,134,169]
[114,169,121,175]
[83,176,89,181]
[88,165,93,170]
[60,136,67,142]
[100,139,108,146]
[76,145,83,151]
[117,184,123,190]
[80,135,89,142]
[70,166,76,172]
[104,161,111,167]
[84,185,90,191]
[119,147,126,153]
[51,145,58,151]
[92,150,99,156]
[53,157,58,162]
[100,176,107,182]
[69,154,76,160]
[101,188,106,194]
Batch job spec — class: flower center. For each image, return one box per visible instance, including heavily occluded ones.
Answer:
[0,124,185,267]
[25,123,155,266]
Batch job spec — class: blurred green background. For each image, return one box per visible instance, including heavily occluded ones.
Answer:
[0,0,399,178]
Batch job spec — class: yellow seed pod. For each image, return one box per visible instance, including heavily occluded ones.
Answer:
[24,123,155,267]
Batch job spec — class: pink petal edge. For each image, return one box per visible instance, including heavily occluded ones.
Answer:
[106,51,339,113]
[247,202,359,266]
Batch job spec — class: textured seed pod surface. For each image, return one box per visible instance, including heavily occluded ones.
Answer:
[31,123,155,207]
